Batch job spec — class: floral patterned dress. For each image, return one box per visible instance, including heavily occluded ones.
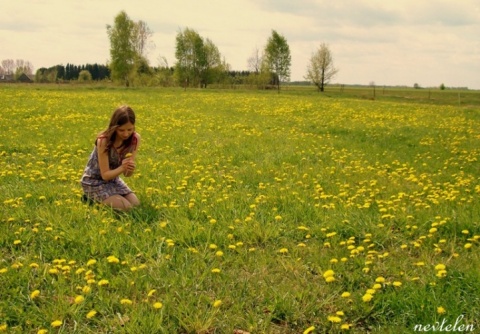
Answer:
[81,134,138,202]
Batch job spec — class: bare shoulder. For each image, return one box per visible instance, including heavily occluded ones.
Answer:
[96,136,108,151]
[134,132,141,145]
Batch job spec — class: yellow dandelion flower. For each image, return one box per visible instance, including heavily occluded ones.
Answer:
[48,268,59,275]
[86,310,97,319]
[393,281,402,287]
[362,293,373,302]
[278,248,288,254]
[303,326,315,334]
[147,289,156,297]
[153,302,163,309]
[336,311,345,316]
[0,324,7,332]
[74,295,85,304]
[31,290,40,299]
[213,300,222,308]
[209,244,217,250]
[464,243,472,249]
[215,251,224,257]
[340,323,351,330]
[434,264,446,271]
[98,279,109,286]
[14,240,21,245]
[51,320,62,327]
[11,263,23,269]
[323,270,334,278]
[120,299,132,305]
[328,315,342,323]
[211,268,221,273]
[86,259,97,266]
[375,276,385,283]
[107,255,120,264]
[0,268,8,274]
[75,268,85,275]
[437,306,446,314]
[325,276,336,283]
[37,329,48,334]
[341,292,351,298]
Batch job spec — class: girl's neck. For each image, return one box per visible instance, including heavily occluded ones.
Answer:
[114,139,124,148]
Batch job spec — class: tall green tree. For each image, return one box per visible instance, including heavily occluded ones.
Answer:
[264,30,291,91]
[174,28,206,88]
[200,38,223,88]
[174,28,228,88]
[132,20,153,58]
[305,43,338,92]
[107,11,136,86]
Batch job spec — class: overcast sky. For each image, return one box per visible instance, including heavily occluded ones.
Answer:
[1,0,479,89]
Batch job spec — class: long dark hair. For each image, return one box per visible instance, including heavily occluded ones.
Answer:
[98,105,136,152]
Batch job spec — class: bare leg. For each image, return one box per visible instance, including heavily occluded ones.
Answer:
[103,195,134,211]
[124,193,140,207]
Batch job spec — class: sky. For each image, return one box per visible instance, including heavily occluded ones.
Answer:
[1,0,479,89]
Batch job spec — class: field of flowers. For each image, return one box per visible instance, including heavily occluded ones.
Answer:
[1,85,479,333]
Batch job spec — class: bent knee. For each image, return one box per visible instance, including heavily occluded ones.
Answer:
[125,194,140,207]
[103,195,134,211]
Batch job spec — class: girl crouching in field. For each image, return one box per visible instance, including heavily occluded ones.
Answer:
[81,105,141,211]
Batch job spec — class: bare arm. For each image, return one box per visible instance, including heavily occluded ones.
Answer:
[123,133,141,177]
[97,138,128,181]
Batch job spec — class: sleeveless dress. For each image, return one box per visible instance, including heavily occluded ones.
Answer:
[80,134,138,202]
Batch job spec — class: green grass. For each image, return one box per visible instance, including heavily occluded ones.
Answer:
[1,85,479,333]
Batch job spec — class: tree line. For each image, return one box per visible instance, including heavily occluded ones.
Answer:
[1,10,339,92]
[105,11,337,91]
[35,64,111,82]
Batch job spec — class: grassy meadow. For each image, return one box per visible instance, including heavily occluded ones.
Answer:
[1,85,479,333]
